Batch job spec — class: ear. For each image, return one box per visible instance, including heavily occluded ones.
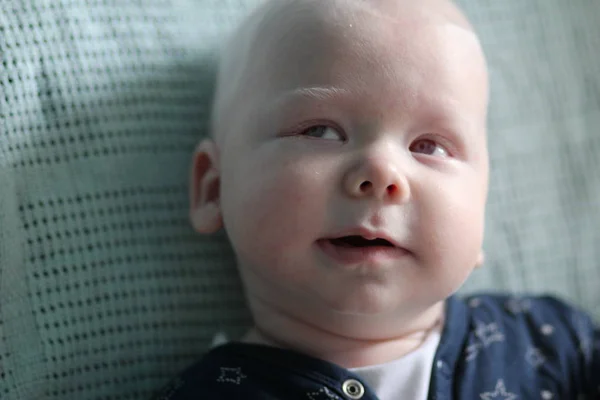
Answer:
[189,139,223,233]
[475,250,485,269]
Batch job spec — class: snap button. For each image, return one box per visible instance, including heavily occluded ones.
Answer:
[342,379,365,399]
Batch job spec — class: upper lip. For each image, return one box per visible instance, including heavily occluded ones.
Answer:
[324,227,404,248]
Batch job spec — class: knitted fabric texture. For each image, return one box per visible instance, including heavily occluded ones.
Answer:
[0,0,599,399]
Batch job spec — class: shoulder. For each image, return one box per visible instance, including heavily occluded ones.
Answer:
[452,293,597,395]
[150,342,344,400]
[461,293,595,339]
[151,345,257,400]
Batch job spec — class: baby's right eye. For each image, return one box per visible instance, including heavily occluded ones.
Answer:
[300,125,345,141]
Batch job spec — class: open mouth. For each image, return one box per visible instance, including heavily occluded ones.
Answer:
[328,236,396,248]
[318,234,407,265]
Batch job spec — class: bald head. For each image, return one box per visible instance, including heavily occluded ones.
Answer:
[211,0,487,148]
[193,0,490,351]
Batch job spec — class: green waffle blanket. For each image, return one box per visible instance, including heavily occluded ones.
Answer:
[0,0,599,398]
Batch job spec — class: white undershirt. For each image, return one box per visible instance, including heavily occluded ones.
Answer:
[213,323,441,400]
[349,328,441,400]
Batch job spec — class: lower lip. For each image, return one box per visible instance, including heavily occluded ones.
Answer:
[317,239,410,265]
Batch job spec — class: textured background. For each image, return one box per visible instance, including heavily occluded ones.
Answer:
[0,0,599,398]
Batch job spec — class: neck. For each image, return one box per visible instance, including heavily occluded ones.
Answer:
[240,297,445,368]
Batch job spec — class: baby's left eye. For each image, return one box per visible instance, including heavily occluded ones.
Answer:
[409,138,449,158]
[300,125,345,141]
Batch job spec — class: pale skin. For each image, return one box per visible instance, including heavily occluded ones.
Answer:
[190,0,489,368]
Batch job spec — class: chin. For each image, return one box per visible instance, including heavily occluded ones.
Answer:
[321,290,403,317]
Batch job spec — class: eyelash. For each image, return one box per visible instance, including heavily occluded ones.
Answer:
[409,136,452,158]
[292,124,454,158]
[298,125,345,140]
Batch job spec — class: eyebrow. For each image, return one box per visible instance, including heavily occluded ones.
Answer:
[274,86,352,105]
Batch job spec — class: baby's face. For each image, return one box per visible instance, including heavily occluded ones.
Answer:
[198,0,489,333]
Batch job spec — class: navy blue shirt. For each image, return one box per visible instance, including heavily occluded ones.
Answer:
[153,294,600,399]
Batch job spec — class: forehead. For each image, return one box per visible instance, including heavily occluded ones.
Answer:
[244,0,485,91]
[214,0,488,149]
[245,8,486,118]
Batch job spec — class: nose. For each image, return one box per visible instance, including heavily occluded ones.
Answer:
[343,157,410,203]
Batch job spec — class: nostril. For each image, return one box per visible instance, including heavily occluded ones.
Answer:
[387,184,397,195]
[360,181,372,191]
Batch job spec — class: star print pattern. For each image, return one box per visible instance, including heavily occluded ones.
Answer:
[504,297,532,315]
[540,324,554,336]
[465,342,482,362]
[476,323,506,346]
[466,321,506,361]
[158,295,598,400]
[526,347,546,368]
[307,387,340,400]
[217,367,247,385]
[470,298,482,308]
[480,380,517,400]
[541,390,554,399]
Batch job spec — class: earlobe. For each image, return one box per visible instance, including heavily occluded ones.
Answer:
[190,202,223,233]
[189,139,223,233]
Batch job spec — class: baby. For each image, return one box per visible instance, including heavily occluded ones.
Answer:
[155,0,600,398]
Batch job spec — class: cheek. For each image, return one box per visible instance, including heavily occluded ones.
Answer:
[220,153,331,262]
[419,175,486,266]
